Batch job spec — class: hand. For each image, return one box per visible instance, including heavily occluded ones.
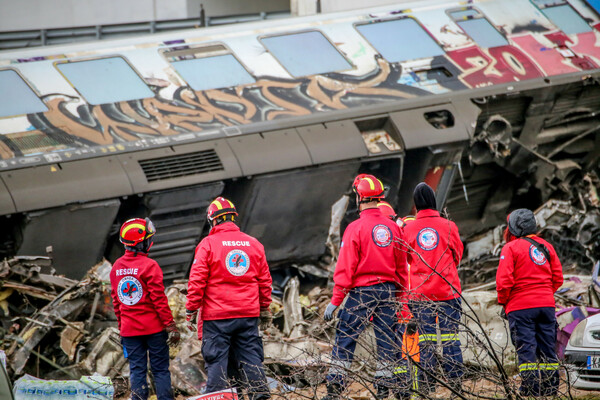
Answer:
[186,309,198,333]
[324,303,338,321]
[259,307,272,331]
[166,321,180,346]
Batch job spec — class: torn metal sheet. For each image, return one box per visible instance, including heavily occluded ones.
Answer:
[283,277,307,338]
[60,322,85,362]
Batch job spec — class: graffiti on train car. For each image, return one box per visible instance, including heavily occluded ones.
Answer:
[1,58,447,154]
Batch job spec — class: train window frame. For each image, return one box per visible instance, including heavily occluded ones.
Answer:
[258,29,355,78]
[354,16,445,63]
[584,0,600,16]
[0,68,48,119]
[531,0,593,34]
[54,56,154,105]
[160,42,256,91]
[447,7,509,49]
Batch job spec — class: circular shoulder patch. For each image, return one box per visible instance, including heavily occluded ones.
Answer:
[417,227,439,251]
[529,245,547,265]
[372,224,392,247]
[226,249,250,276]
[117,276,143,306]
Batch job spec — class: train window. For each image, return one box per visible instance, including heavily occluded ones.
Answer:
[260,31,352,77]
[0,69,48,118]
[56,57,154,105]
[356,18,444,62]
[170,54,254,91]
[448,8,508,48]
[532,1,592,34]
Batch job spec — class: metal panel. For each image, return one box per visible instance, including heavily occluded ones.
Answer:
[227,129,312,176]
[296,120,368,164]
[119,139,241,193]
[234,162,360,262]
[0,177,16,215]
[17,199,121,279]
[390,102,479,149]
[2,157,132,213]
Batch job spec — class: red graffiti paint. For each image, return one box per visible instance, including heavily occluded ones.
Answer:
[511,35,578,75]
[544,31,600,70]
[447,45,543,88]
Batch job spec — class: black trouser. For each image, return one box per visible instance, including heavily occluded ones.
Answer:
[202,317,270,400]
[508,307,559,397]
[122,331,173,400]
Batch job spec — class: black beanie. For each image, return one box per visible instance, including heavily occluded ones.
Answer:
[508,208,537,237]
[413,182,436,211]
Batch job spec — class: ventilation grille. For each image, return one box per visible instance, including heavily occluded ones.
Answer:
[139,150,224,182]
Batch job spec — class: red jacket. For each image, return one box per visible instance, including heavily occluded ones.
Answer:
[331,208,408,306]
[403,209,463,301]
[496,235,563,313]
[186,222,272,321]
[110,251,174,337]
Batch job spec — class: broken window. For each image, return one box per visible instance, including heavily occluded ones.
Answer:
[448,8,508,48]
[0,69,48,118]
[56,57,154,105]
[424,110,455,129]
[260,31,352,77]
[164,44,255,91]
[532,0,592,34]
[356,18,444,62]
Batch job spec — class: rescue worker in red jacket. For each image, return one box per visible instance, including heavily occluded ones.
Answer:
[322,175,410,400]
[186,197,272,400]
[110,218,180,400]
[402,182,464,394]
[496,208,563,397]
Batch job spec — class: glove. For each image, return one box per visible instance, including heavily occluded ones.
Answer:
[187,309,204,340]
[186,309,198,332]
[501,308,508,320]
[259,307,272,331]
[323,303,338,321]
[166,321,180,346]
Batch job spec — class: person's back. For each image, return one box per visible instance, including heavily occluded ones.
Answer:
[188,221,271,321]
[109,218,179,400]
[403,210,463,301]
[332,208,406,305]
[186,197,272,400]
[497,235,562,314]
[496,208,564,397]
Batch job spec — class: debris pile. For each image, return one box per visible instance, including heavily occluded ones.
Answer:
[0,257,126,391]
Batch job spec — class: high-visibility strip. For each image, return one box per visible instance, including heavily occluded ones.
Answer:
[121,223,146,237]
[411,364,419,400]
[539,363,560,370]
[519,363,539,372]
[394,366,408,375]
[419,334,437,343]
[211,200,223,210]
[440,333,460,342]
[363,177,376,190]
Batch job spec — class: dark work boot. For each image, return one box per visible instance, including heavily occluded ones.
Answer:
[375,383,390,399]
[320,382,343,400]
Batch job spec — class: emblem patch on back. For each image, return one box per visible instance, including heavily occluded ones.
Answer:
[226,249,250,276]
[529,245,547,265]
[417,227,439,251]
[117,276,143,306]
[372,224,392,247]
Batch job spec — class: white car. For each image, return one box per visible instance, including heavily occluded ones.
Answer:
[564,313,600,389]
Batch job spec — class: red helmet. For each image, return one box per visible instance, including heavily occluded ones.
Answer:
[120,218,156,247]
[377,201,397,220]
[353,174,385,202]
[207,197,238,222]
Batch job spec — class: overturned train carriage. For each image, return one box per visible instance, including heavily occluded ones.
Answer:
[0,0,599,280]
